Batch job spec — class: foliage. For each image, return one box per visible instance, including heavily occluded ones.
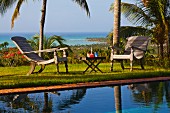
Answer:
[0,41,170,68]
[145,55,170,68]
[110,0,170,59]
[28,34,71,59]
[0,0,17,15]
[0,47,28,67]
[69,44,110,64]
[0,42,9,50]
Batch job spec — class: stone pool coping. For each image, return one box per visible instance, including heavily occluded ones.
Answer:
[0,76,170,95]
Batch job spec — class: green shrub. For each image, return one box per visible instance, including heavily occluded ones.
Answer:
[0,47,28,67]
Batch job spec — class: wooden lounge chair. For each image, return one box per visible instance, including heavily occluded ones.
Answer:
[11,36,68,75]
[110,36,150,71]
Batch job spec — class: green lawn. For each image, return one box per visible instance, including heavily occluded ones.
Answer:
[0,63,170,89]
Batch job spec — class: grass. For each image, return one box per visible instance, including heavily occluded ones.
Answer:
[0,63,170,89]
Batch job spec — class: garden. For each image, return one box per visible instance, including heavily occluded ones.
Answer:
[0,39,170,90]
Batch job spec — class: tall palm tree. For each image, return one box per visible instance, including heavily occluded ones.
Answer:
[110,0,170,59]
[109,0,121,71]
[8,0,90,57]
[39,0,90,57]
[112,0,121,52]
[114,86,122,113]
[39,0,47,57]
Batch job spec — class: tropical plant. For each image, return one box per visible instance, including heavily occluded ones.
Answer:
[0,47,28,67]
[110,0,170,59]
[0,42,9,50]
[112,1,123,106]
[6,0,90,57]
[28,34,71,59]
[3,42,9,48]
[0,0,18,15]
[112,0,121,54]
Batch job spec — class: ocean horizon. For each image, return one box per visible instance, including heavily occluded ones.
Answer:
[0,32,109,47]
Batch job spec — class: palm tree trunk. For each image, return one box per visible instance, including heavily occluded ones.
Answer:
[39,0,47,57]
[113,0,121,46]
[113,0,121,54]
[167,23,170,57]
[114,86,122,113]
[160,43,164,59]
[43,92,48,112]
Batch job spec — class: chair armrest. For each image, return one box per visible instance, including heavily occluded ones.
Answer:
[110,46,123,51]
[23,47,68,54]
[131,46,146,52]
[58,47,68,51]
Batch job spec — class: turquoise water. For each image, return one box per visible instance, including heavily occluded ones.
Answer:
[0,32,108,47]
[0,81,170,113]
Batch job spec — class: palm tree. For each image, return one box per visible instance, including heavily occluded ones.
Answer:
[28,34,71,59]
[29,34,68,49]
[0,0,90,57]
[39,0,90,57]
[112,0,121,52]
[39,0,47,57]
[109,0,121,71]
[110,0,170,59]
[114,86,122,113]
[3,42,9,48]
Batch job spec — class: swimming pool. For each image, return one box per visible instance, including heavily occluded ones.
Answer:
[0,81,170,113]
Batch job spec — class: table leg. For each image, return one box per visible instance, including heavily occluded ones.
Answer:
[88,59,98,73]
[90,59,103,73]
[83,60,97,73]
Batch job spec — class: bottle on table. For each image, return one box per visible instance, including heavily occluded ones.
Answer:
[94,52,98,57]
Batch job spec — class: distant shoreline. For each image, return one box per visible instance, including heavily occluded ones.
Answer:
[0,32,109,47]
[86,37,107,42]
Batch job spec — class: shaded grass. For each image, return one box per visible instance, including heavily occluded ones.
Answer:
[0,63,170,89]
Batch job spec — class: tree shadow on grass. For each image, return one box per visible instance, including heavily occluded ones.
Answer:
[0,74,24,78]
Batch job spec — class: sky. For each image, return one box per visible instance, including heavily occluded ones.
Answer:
[0,0,134,33]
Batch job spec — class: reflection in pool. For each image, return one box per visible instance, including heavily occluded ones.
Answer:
[0,81,170,113]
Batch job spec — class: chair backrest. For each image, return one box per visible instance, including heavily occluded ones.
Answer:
[11,36,44,62]
[124,36,150,59]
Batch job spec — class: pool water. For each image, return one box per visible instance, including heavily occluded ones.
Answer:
[0,81,170,113]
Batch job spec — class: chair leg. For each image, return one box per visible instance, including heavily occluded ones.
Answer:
[140,58,145,69]
[38,64,46,73]
[27,62,36,75]
[110,60,113,72]
[56,63,59,73]
[120,60,124,70]
[130,60,133,71]
[64,61,68,73]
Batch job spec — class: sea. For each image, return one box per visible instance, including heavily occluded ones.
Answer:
[0,32,109,47]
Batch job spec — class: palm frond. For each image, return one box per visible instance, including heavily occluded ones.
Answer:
[123,2,152,26]
[107,26,151,40]
[0,0,17,15]
[150,0,170,26]
[120,26,152,38]
[72,0,90,16]
[49,35,66,47]
[11,0,27,28]
[110,2,153,26]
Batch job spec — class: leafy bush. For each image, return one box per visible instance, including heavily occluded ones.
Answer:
[0,47,28,67]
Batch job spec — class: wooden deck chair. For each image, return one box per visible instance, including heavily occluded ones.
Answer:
[11,36,68,75]
[110,36,150,71]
